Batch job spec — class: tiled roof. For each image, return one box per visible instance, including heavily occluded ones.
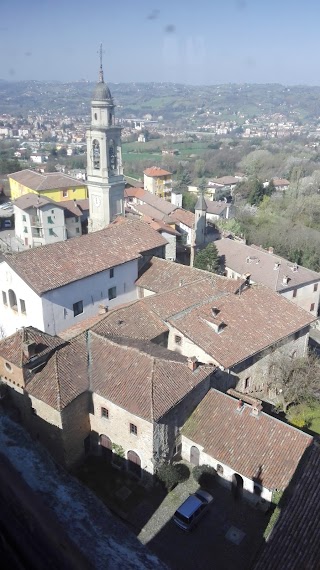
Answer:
[215,238,320,291]
[61,199,89,217]
[89,332,212,421]
[124,176,143,188]
[90,301,168,340]
[168,283,315,368]
[137,191,177,215]
[124,187,145,199]
[8,169,85,191]
[13,193,63,211]
[169,208,195,228]
[143,218,180,236]
[182,389,312,490]
[272,178,290,186]
[136,256,236,294]
[254,443,320,570]
[205,199,229,215]
[143,167,172,177]
[3,219,167,295]
[0,327,65,368]
[132,203,170,222]
[210,176,238,185]
[27,333,88,411]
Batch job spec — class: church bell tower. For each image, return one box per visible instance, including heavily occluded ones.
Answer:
[87,45,125,232]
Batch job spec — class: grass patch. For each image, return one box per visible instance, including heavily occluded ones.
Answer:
[263,490,283,540]
[286,401,320,435]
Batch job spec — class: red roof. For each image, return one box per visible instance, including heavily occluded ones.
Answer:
[143,167,172,177]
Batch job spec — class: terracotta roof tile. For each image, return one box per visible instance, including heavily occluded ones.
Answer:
[143,167,172,177]
[168,283,314,368]
[215,238,320,292]
[182,389,312,489]
[9,169,85,191]
[254,443,320,570]
[3,219,167,295]
[0,327,65,368]
[169,208,195,228]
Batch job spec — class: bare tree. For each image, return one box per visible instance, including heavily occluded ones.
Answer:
[268,351,320,412]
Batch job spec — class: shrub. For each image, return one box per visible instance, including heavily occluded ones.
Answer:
[193,464,216,489]
[156,463,190,491]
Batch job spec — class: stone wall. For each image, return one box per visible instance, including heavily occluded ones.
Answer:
[61,392,92,468]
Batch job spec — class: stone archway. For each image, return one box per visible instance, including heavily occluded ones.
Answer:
[127,450,141,478]
[232,473,244,500]
[190,446,200,466]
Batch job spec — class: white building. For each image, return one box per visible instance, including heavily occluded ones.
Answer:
[14,194,67,247]
[0,219,167,337]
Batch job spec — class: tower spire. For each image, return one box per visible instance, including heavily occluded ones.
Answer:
[98,43,104,83]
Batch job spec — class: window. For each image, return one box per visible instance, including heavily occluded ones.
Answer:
[244,377,250,390]
[310,303,315,312]
[2,291,7,306]
[314,283,319,292]
[94,113,97,120]
[108,286,117,300]
[49,228,55,236]
[47,216,53,224]
[73,300,83,316]
[5,362,12,371]
[22,214,26,221]
[51,210,54,214]
[20,299,26,314]
[101,407,109,419]
[62,190,68,198]
[175,335,182,345]
[110,268,114,278]
[130,423,138,436]
[8,289,18,311]
[76,228,80,233]
[292,289,297,298]
[23,226,28,233]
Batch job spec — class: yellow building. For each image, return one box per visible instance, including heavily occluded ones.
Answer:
[143,167,172,198]
[8,169,87,203]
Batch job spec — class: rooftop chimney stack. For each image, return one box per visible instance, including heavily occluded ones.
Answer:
[211,307,219,318]
[98,305,108,315]
[187,356,198,372]
[251,400,263,417]
[268,247,274,254]
[282,275,289,285]
[22,340,37,359]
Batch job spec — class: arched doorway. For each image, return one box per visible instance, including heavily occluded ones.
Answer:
[232,473,244,500]
[127,450,141,478]
[100,434,112,461]
[190,446,200,466]
[8,289,18,310]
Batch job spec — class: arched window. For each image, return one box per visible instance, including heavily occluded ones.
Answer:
[92,139,100,169]
[109,112,112,125]
[8,289,18,311]
[127,450,141,477]
[100,434,112,461]
[109,140,116,170]
[190,446,200,466]
[94,112,97,120]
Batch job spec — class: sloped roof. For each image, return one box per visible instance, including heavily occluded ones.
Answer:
[205,199,229,215]
[27,333,88,411]
[0,327,66,368]
[168,283,315,368]
[136,256,237,294]
[3,219,167,295]
[169,208,195,228]
[254,443,320,570]
[89,332,212,421]
[195,194,207,211]
[182,389,312,490]
[8,169,85,191]
[14,193,63,211]
[143,167,172,177]
[215,238,320,291]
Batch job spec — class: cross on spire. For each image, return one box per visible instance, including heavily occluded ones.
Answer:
[98,43,105,83]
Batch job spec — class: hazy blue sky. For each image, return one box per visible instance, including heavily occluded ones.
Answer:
[1,0,320,85]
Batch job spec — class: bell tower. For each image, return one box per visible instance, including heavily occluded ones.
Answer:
[87,45,125,232]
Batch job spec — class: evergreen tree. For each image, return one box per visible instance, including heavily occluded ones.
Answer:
[194,242,220,273]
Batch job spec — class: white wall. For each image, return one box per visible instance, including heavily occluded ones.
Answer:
[41,259,138,335]
[0,261,45,336]
[181,435,272,504]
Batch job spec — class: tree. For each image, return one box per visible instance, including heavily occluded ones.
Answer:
[194,242,220,273]
[182,192,197,212]
[248,178,265,205]
[268,352,320,413]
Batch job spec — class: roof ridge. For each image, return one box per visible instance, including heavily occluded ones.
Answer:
[53,351,62,411]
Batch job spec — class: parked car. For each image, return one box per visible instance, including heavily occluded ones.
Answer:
[173,490,213,531]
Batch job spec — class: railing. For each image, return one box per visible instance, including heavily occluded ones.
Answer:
[30,216,42,227]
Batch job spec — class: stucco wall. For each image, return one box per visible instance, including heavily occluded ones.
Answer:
[61,392,91,467]
[181,435,272,504]
[90,393,154,476]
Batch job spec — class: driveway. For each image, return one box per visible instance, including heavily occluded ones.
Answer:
[134,475,268,570]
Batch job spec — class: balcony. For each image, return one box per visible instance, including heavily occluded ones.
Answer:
[30,216,42,227]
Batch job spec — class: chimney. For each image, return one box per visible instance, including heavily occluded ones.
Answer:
[98,304,108,315]
[236,399,244,412]
[187,356,198,372]
[251,400,263,417]
[292,263,298,272]
[244,273,251,286]
[282,275,289,285]
[211,307,219,318]
[22,341,37,359]
[274,262,280,270]
[268,247,274,254]
[179,279,183,287]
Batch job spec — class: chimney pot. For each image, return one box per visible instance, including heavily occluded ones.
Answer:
[211,307,219,317]
[22,341,37,359]
[98,304,108,315]
[237,399,244,411]
[268,247,274,254]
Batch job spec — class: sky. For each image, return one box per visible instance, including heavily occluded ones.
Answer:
[1,0,320,85]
